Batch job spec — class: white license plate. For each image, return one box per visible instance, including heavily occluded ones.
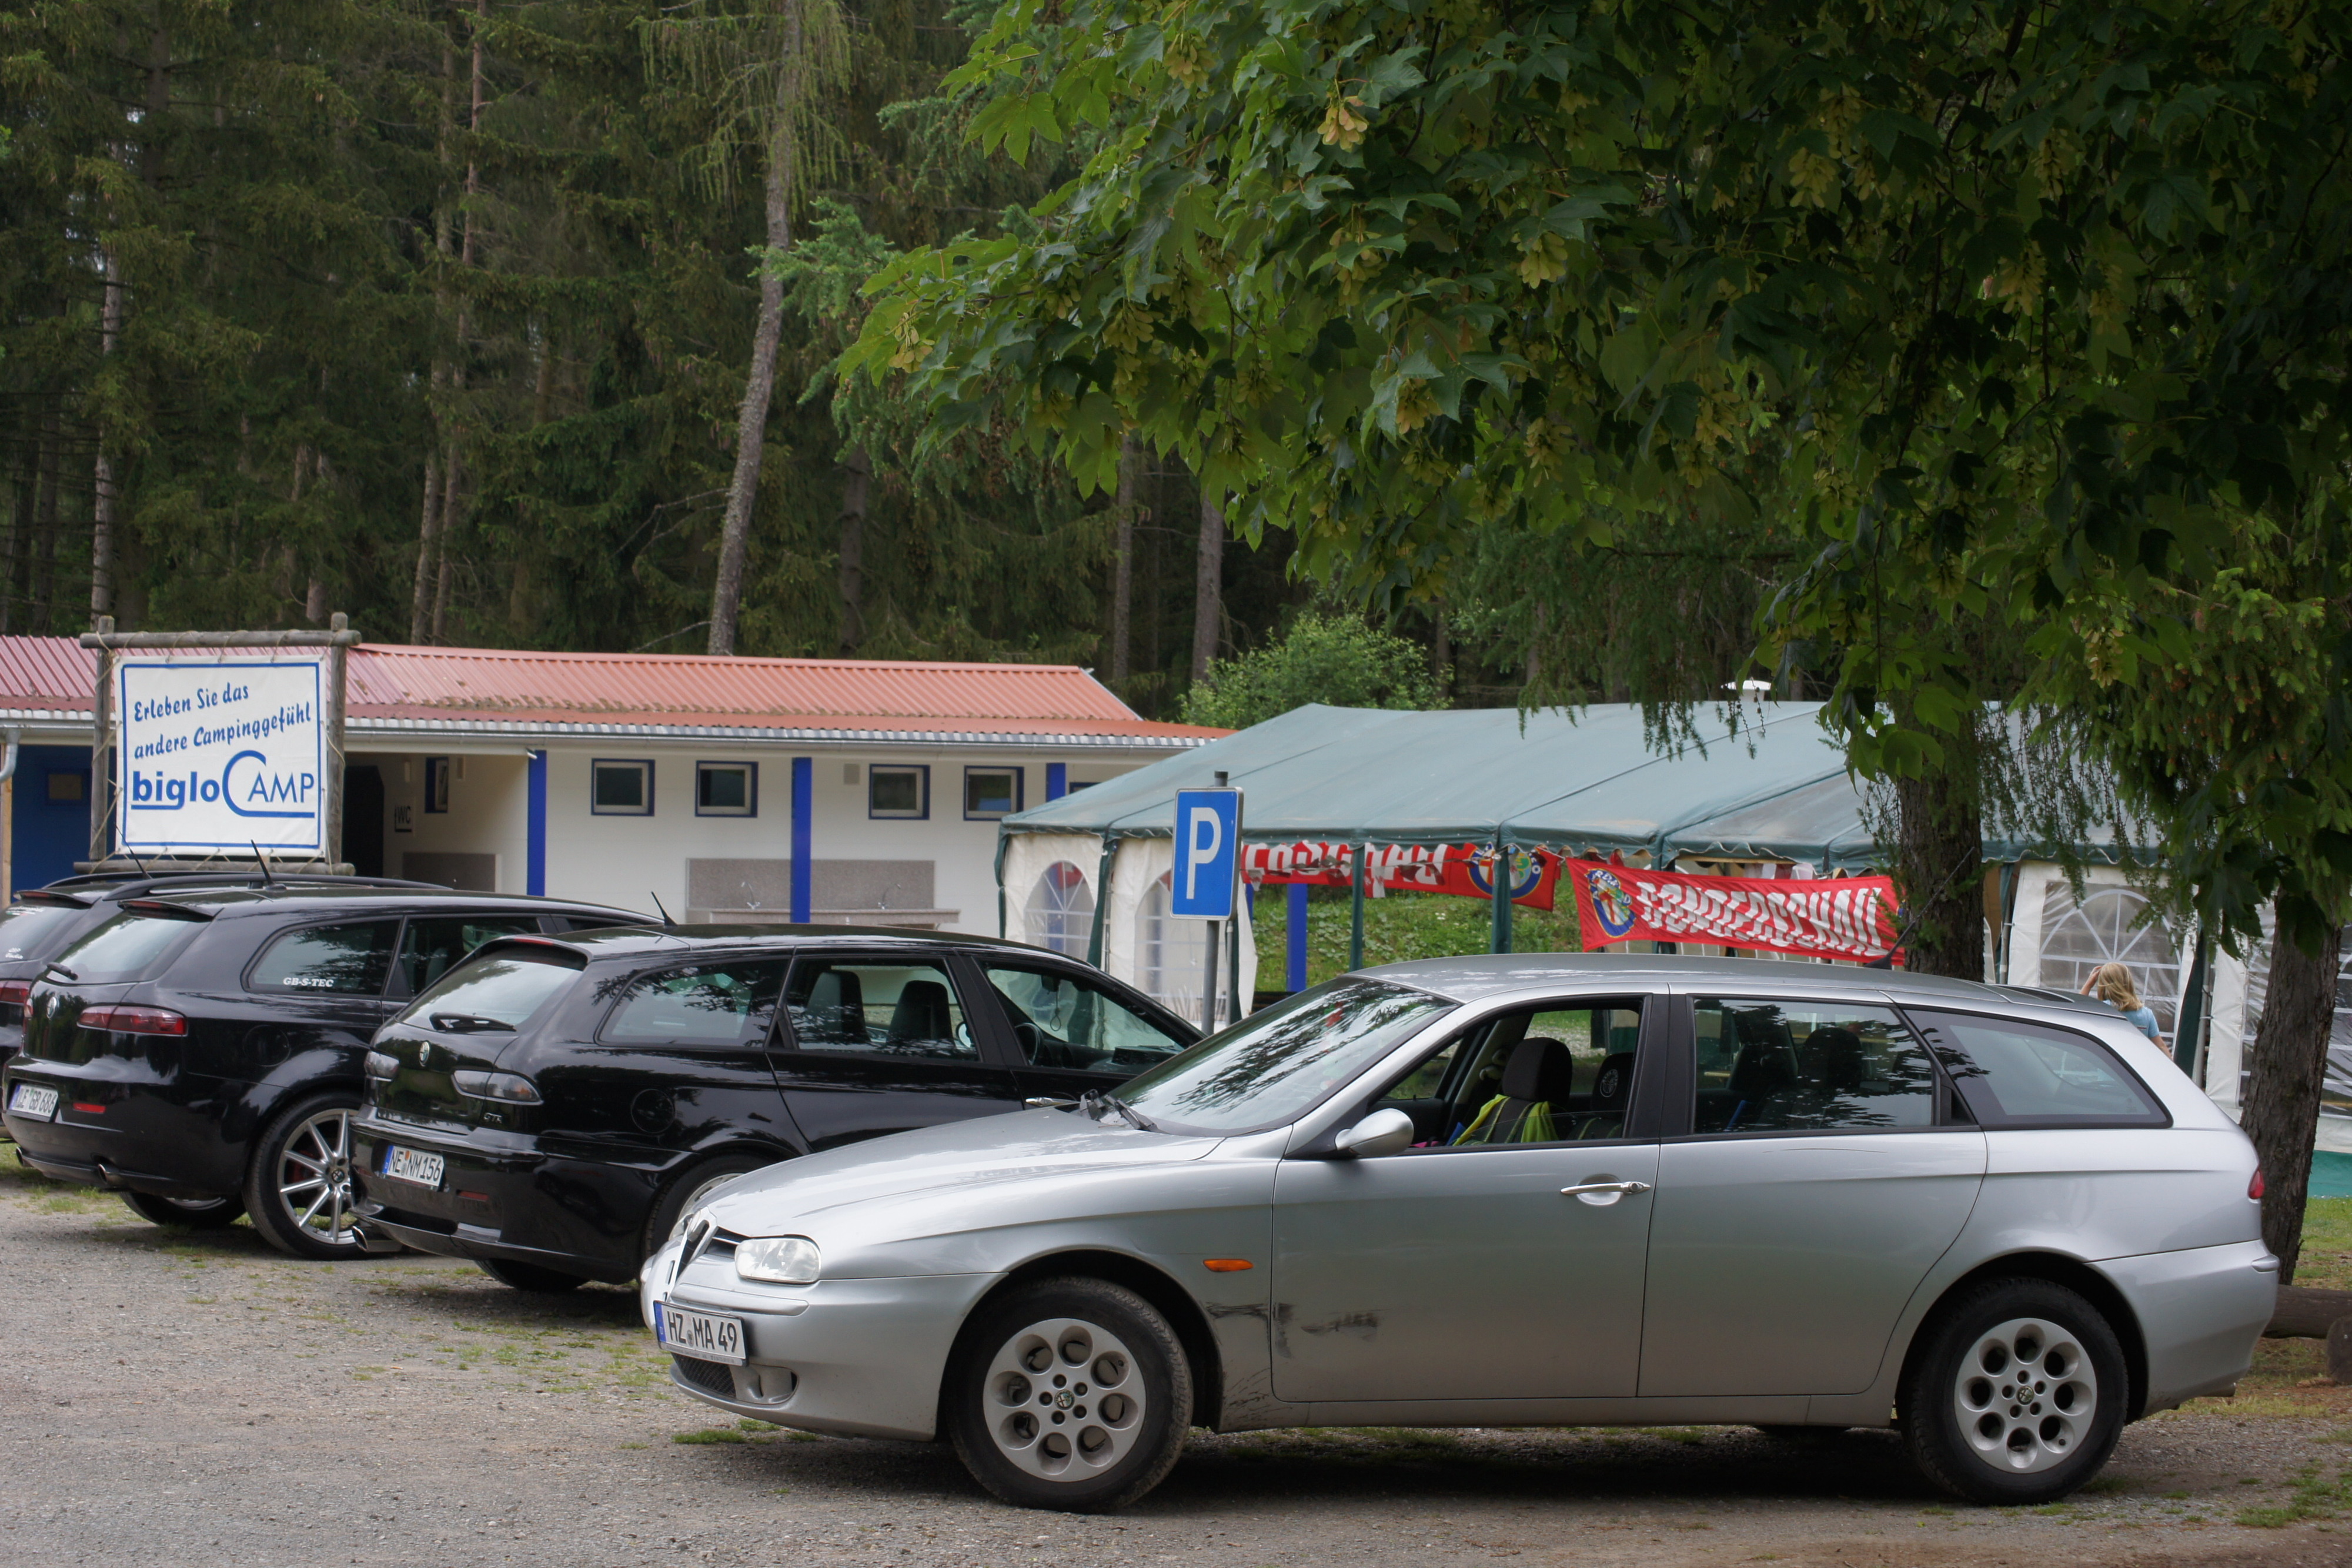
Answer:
[7,1082,58,1121]
[656,1302,747,1366]
[381,1145,446,1188]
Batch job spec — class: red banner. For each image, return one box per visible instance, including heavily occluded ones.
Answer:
[1242,842,1566,912]
[1563,859,1897,962]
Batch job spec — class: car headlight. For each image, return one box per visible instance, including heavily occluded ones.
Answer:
[734,1235,820,1285]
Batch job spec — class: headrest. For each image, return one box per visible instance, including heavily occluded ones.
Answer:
[889,979,953,1041]
[1499,1037,1576,1102]
[1590,1051,1636,1109]
[1727,1042,1796,1097]
[1798,1026,1866,1092]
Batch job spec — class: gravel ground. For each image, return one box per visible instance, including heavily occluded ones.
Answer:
[5,1147,2351,1568]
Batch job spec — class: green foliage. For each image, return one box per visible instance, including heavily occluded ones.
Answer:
[1180,612,1438,728]
[861,0,2352,937]
[1251,890,1583,994]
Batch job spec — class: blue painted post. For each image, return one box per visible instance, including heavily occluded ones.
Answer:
[526,750,547,896]
[1287,882,1308,992]
[1046,762,1067,801]
[790,757,813,924]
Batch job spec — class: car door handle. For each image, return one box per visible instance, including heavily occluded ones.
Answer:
[1559,1181,1653,1197]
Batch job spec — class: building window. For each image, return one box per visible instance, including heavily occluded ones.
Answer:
[868,764,928,820]
[45,771,85,805]
[1025,862,1094,957]
[592,759,654,815]
[423,757,451,813]
[696,761,757,817]
[964,766,1024,820]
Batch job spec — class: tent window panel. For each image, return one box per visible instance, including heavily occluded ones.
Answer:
[1138,871,1222,1026]
[1025,861,1095,958]
[2039,884,2181,1033]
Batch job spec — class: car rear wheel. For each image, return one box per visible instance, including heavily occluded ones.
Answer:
[478,1258,589,1293]
[121,1190,245,1229]
[242,1094,371,1260]
[947,1277,1190,1513]
[1900,1277,2126,1505]
[642,1154,779,1262]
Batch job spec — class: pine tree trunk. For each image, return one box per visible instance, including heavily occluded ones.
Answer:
[1191,490,1224,683]
[836,443,868,654]
[90,248,125,620]
[410,455,442,644]
[2243,918,2344,1283]
[432,443,461,643]
[709,149,793,658]
[31,412,59,635]
[1111,433,1138,685]
[3,422,34,636]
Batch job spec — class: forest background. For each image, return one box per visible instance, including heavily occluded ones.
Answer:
[0,0,1759,721]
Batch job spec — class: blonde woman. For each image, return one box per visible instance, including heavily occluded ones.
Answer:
[2082,961,2162,1044]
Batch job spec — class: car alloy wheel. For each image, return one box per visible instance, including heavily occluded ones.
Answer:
[243,1094,372,1260]
[1952,1316,2099,1472]
[1900,1277,2124,1505]
[947,1276,1191,1512]
[983,1316,1149,1482]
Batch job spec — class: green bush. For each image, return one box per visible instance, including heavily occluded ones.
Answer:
[1181,613,1440,730]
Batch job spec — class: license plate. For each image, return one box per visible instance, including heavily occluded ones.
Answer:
[7,1082,58,1121]
[656,1302,747,1366]
[381,1145,446,1188]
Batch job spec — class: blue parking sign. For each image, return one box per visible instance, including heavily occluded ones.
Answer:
[1170,789,1241,919]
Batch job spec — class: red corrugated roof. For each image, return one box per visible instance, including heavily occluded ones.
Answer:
[0,636,1221,743]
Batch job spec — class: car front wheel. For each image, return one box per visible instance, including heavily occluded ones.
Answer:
[946,1277,1191,1513]
[242,1094,371,1260]
[1900,1277,2126,1505]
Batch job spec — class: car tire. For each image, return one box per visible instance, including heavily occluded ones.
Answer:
[1899,1277,2127,1505]
[946,1276,1191,1513]
[478,1258,589,1293]
[121,1190,245,1229]
[642,1153,780,1262]
[242,1092,372,1261]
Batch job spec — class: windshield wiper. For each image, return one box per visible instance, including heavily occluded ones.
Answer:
[1080,1087,1157,1132]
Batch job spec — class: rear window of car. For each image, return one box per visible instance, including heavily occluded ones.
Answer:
[397,945,585,1035]
[1903,1007,2169,1128]
[52,911,208,984]
[603,959,789,1049]
[249,920,401,995]
[0,901,87,963]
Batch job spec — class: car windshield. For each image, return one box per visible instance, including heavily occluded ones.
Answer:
[397,945,584,1034]
[0,902,86,964]
[1106,977,1454,1136]
[52,911,207,984]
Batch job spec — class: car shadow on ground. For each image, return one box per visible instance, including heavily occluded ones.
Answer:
[366,1271,649,1330]
[669,1425,1945,1514]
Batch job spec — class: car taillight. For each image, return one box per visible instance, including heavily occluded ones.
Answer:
[0,980,29,1007]
[79,1004,189,1037]
[2250,1168,2266,1201]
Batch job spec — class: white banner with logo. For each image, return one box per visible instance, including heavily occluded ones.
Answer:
[116,657,326,854]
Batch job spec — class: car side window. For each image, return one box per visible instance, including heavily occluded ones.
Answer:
[1692,997,1937,1134]
[248,920,402,996]
[600,959,787,1048]
[983,965,1188,1072]
[1441,1000,1646,1145]
[393,917,542,998]
[1905,1007,2168,1128]
[783,958,977,1061]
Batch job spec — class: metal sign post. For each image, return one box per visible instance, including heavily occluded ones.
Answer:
[78,614,362,874]
[1171,781,1242,1031]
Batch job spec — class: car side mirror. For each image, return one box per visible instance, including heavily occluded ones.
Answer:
[1332,1106,1415,1159]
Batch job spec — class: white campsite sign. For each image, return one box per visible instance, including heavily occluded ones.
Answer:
[115,657,327,855]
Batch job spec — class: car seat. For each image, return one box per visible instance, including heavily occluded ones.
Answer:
[886,979,956,1050]
[1453,1038,1573,1144]
[1752,1025,1866,1127]
[1722,1039,1798,1131]
[1576,1051,1636,1138]
[801,969,867,1047]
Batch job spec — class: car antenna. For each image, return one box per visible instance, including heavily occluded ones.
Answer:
[649,891,678,931]
[250,842,276,887]
[128,851,150,877]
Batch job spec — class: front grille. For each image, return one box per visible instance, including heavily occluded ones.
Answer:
[673,1355,736,1396]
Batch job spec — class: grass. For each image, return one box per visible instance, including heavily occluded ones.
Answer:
[673,1428,747,1445]
[2237,1466,2352,1527]
[1253,889,1585,990]
[2295,1198,2352,1292]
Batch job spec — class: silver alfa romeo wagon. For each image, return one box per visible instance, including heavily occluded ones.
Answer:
[643,954,2274,1512]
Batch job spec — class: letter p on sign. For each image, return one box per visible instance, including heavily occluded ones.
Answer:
[1169,788,1241,919]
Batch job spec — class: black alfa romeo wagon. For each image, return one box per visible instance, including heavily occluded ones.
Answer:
[350,925,1198,1291]
[2,883,643,1255]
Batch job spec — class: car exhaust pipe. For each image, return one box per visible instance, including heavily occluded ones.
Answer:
[348,1221,405,1255]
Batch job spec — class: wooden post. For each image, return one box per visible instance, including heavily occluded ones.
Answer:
[325,613,349,871]
[87,615,114,864]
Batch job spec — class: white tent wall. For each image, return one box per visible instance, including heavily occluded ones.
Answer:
[1098,837,1257,1026]
[997,831,1105,955]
